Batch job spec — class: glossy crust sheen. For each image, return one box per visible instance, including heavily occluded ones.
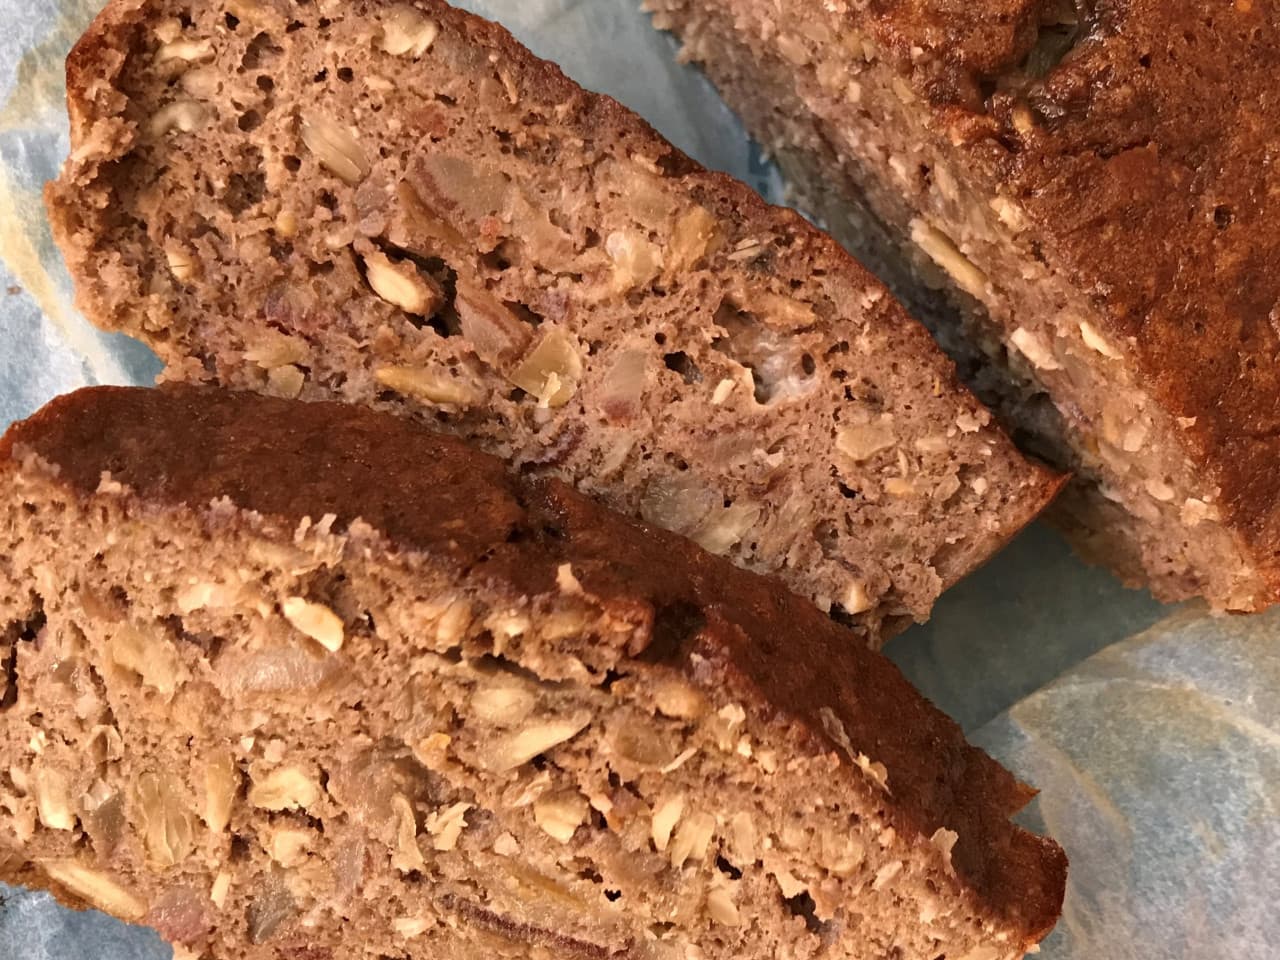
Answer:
[0,385,1066,945]
[854,0,1280,593]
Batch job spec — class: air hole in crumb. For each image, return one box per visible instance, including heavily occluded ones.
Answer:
[338,66,354,83]
[715,856,743,880]
[604,889,623,902]
[801,353,816,376]
[257,75,275,94]
[238,110,263,133]
[663,351,702,384]
[1214,205,1233,228]
[283,155,302,173]
[313,68,328,83]
[318,190,338,211]
[653,331,667,346]
[640,601,706,664]
[435,93,458,106]
[223,12,239,30]
[783,892,824,933]
[837,480,859,500]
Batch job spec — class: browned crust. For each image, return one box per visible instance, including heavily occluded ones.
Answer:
[43,0,1064,589]
[0,384,1066,945]
[827,0,1280,606]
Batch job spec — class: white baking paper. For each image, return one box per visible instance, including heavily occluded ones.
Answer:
[0,2,1269,957]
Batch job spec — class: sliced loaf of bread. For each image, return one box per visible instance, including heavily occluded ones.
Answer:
[45,0,1061,637]
[0,385,1065,960]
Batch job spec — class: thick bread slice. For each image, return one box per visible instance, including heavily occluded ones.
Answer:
[649,0,1280,611]
[0,386,1065,960]
[45,0,1062,639]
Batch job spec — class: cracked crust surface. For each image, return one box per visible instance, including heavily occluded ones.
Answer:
[0,385,1065,960]
[44,0,1061,639]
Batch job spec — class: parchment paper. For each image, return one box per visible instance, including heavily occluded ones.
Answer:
[0,2,1271,957]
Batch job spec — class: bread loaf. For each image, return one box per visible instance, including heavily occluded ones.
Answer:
[0,385,1065,960]
[45,0,1062,639]
[649,0,1280,610]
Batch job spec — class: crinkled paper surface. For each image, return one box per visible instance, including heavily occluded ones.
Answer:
[0,1,1269,957]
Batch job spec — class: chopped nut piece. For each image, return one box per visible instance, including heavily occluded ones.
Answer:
[362,249,441,316]
[509,330,583,407]
[469,683,536,727]
[650,794,684,851]
[711,378,736,405]
[533,790,588,844]
[706,882,742,926]
[652,678,707,720]
[669,811,715,869]
[841,580,873,615]
[873,859,904,890]
[268,827,312,867]
[203,750,239,834]
[380,4,440,58]
[248,765,321,812]
[281,597,344,652]
[134,771,195,867]
[1080,320,1124,359]
[155,39,214,63]
[837,420,895,461]
[425,801,472,851]
[910,219,988,299]
[930,827,959,875]
[148,101,208,138]
[391,794,425,871]
[40,861,146,920]
[1010,327,1062,371]
[1146,477,1176,502]
[691,501,761,555]
[274,210,298,238]
[375,365,476,407]
[34,768,74,831]
[210,871,231,910]
[165,244,198,283]
[393,916,430,939]
[484,717,590,771]
[267,365,305,400]
[300,111,372,186]
[728,812,756,863]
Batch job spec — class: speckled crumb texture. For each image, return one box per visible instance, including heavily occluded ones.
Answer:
[44,0,1063,642]
[648,0,1280,612]
[0,387,1064,960]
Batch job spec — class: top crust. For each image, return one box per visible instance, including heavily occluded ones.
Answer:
[0,384,1067,944]
[843,0,1280,591]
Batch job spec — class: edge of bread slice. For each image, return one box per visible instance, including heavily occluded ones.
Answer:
[0,385,1064,960]
[45,0,1063,640]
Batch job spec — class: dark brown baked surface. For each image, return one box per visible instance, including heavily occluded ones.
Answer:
[0,385,1064,959]
[45,0,1063,639]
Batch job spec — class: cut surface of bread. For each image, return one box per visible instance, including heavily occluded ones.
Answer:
[45,0,1062,638]
[649,0,1280,611]
[0,386,1065,960]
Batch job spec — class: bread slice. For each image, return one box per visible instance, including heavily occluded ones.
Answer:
[648,0,1280,611]
[44,0,1062,639]
[0,385,1064,960]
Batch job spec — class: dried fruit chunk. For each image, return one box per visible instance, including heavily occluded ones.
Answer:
[607,230,663,291]
[281,597,344,653]
[455,281,533,367]
[483,717,590,772]
[109,622,187,695]
[375,366,476,407]
[533,790,587,844]
[300,112,372,186]
[380,4,440,58]
[668,205,719,272]
[133,772,195,868]
[41,861,146,920]
[509,331,583,407]
[248,765,321,812]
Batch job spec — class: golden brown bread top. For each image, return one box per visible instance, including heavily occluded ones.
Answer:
[852,0,1280,582]
[0,384,1066,941]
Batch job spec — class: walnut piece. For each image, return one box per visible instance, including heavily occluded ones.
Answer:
[248,765,322,812]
